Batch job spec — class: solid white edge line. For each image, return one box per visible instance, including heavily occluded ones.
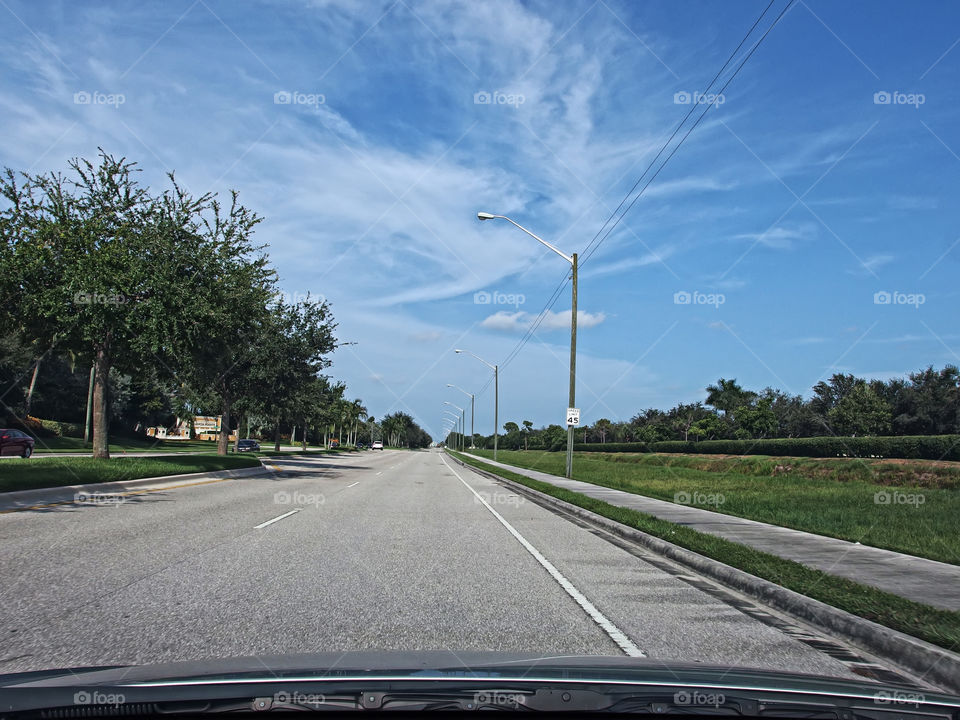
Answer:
[254,508,301,529]
[440,454,646,658]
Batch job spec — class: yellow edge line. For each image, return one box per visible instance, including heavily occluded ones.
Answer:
[0,475,242,515]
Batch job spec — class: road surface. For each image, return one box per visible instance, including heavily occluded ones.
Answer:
[0,449,928,686]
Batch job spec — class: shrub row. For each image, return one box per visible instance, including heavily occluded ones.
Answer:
[571,435,960,461]
[13,416,85,438]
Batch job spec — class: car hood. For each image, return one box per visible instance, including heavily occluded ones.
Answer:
[0,651,950,695]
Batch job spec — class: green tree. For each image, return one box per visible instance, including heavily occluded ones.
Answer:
[705,378,756,416]
[593,418,612,443]
[246,296,337,451]
[828,382,891,436]
[2,152,216,457]
[733,395,777,439]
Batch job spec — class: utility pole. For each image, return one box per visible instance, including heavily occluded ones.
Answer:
[566,253,577,479]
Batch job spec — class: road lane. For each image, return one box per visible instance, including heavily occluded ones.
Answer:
[0,449,923,688]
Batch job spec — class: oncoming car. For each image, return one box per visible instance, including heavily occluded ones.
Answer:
[235,439,260,452]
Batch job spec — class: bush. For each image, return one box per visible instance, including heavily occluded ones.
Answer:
[572,435,960,461]
[1,416,86,439]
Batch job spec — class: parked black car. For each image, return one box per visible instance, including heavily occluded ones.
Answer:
[0,429,35,458]
[236,439,261,452]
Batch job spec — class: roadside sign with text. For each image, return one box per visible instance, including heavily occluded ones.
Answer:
[566,408,580,426]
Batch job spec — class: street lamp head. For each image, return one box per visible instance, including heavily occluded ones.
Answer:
[454,349,463,354]
[446,384,453,387]
[477,212,496,221]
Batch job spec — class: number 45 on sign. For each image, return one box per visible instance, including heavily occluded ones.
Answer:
[566,408,580,426]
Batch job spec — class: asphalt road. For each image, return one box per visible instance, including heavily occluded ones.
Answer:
[0,449,926,685]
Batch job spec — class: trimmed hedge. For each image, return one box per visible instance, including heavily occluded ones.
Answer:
[2,416,85,439]
[572,435,960,461]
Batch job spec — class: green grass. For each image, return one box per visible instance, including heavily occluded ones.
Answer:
[0,454,261,493]
[32,436,224,454]
[597,451,960,489]
[450,451,960,653]
[469,449,960,565]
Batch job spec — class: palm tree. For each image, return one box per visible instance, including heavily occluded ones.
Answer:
[705,378,755,416]
[594,418,612,443]
[350,399,367,446]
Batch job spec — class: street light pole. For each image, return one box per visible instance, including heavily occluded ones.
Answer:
[454,350,500,460]
[442,409,460,450]
[446,384,475,448]
[444,401,465,452]
[477,212,576,478]
[494,365,498,461]
[566,252,577,479]
[455,350,498,460]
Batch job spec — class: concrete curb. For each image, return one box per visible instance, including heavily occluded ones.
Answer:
[448,454,960,695]
[0,464,271,512]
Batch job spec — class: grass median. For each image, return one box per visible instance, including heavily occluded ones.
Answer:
[449,450,960,653]
[467,449,959,565]
[0,454,262,493]
[32,437,225,453]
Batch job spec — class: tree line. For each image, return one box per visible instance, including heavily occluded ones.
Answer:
[0,151,431,455]
[447,367,960,450]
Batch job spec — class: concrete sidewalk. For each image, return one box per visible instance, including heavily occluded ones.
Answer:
[464,453,960,612]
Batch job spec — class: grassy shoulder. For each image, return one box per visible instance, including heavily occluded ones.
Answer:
[449,451,960,653]
[0,454,261,493]
[33,437,224,454]
[468,449,959,565]
[594,451,960,489]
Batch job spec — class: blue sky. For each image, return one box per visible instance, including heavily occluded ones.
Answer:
[3,0,959,440]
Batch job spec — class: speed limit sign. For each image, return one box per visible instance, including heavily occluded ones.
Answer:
[566,408,580,426]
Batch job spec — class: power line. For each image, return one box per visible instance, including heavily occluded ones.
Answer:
[474,268,571,399]
[581,0,796,265]
[578,0,778,264]
[473,0,795,397]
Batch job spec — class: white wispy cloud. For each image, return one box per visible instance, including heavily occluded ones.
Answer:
[581,245,676,279]
[729,223,817,249]
[846,253,894,275]
[481,309,606,332]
